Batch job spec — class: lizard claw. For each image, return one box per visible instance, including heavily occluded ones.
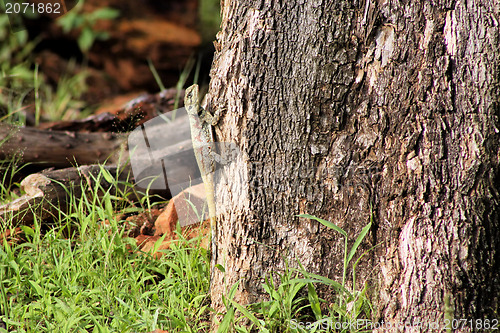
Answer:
[211,105,226,126]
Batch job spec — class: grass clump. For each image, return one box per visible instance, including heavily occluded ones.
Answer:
[0,222,211,332]
[0,166,211,332]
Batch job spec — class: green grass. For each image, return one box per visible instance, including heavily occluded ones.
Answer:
[0,222,211,332]
[0,0,118,125]
[0,161,376,332]
[0,164,211,332]
[36,60,92,123]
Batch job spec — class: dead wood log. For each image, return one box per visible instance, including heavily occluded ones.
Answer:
[0,112,202,226]
[0,165,133,226]
[0,89,190,169]
[0,100,209,227]
[0,123,127,168]
[39,88,183,132]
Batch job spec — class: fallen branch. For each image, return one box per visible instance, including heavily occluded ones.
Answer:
[0,124,127,168]
[0,165,133,226]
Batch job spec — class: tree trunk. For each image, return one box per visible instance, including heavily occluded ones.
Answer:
[208,0,500,330]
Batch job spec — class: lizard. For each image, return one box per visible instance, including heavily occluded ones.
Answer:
[184,84,221,249]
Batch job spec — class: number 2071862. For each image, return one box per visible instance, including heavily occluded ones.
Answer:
[5,1,61,14]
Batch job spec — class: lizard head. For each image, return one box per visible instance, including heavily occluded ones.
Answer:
[184,84,199,115]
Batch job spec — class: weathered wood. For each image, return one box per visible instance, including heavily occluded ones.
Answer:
[0,165,133,226]
[0,124,127,168]
[39,88,183,132]
[0,96,194,171]
[0,109,208,225]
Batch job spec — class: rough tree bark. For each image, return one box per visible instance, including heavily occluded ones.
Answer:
[207,0,499,330]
